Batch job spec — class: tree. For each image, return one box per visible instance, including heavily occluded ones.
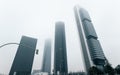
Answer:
[104,63,115,75]
[89,66,98,75]
[89,66,105,75]
[115,65,120,74]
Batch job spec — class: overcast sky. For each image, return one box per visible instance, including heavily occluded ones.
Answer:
[0,0,120,74]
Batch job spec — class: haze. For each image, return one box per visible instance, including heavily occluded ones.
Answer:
[0,0,120,74]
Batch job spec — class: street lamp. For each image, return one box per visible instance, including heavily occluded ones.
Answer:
[0,42,39,54]
[0,42,39,75]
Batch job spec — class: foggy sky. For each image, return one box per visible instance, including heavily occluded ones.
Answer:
[0,0,120,74]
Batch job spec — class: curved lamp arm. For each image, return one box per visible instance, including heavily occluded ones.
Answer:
[0,42,39,54]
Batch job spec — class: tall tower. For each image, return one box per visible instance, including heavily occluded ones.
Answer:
[41,39,51,74]
[74,6,106,72]
[80,8,105,70]
[54,22,68,75]
[9,36,37,75]
[74,7,91,73]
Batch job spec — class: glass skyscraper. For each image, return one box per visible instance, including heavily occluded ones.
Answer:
[9,36,37,75]
[54,22,68,75]
[74,6,106,73]
[41,39,51,74]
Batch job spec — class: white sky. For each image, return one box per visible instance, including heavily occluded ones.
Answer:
[0,0,120,74]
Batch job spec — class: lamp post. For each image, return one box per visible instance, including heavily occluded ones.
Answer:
[0,42,39,75]
[0,42,39,54]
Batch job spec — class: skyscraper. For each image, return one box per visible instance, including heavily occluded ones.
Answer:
[74,6,91,74]
[74,6,106,72]
[41,39,51,74]
[9,36,37,75]
[54,22,68,75]
[80,8,105,69]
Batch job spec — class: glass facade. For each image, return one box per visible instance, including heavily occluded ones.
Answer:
[41,39,51,74]
[54,22,68,75]
[9,36,37,75]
